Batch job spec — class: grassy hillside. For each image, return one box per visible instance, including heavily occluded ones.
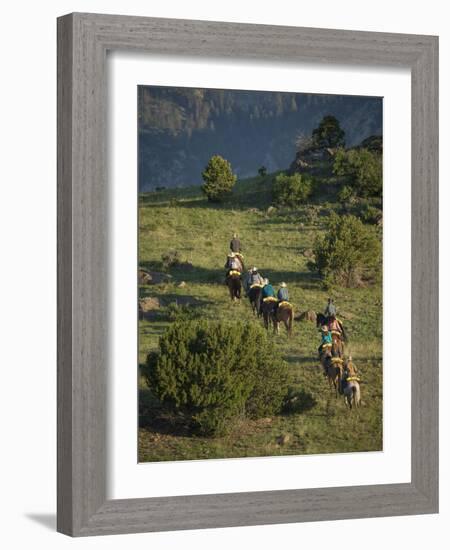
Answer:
[138,174,382,462]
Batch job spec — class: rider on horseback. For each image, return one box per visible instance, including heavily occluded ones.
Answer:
[324,297,343,335]
[225,252,242,274]
[318,325,332,376]
[275,282,290,314]
[277,282,289,303]
[224,252,243,285]
[262,278,276,300]
[318,325,332,354]
[249,267,264,287]
[324,298,336,324]
[230,233,241,254]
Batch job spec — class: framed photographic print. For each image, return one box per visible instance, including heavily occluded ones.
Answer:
[57,13,438,536]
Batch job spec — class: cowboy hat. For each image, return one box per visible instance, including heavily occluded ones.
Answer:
[280,282,287,288]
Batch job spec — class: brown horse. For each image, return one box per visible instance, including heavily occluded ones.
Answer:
[331,333,344,357]
[275,302,293,336]
[323,355,344,398]
[226,272,242,301]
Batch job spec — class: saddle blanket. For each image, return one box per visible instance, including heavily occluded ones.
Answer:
[263,296,278,303]
[228,270,241,277]
[250,283,264,289]
[278,300,293,309]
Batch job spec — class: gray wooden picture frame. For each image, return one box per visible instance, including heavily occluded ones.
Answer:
[57,12,438,537]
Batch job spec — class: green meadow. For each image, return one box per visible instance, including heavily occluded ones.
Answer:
[138,175,382,462]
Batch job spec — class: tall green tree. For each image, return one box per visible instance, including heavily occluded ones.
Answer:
[309,212,381,287]
[333,147,382,197]
[201,155,237,202]
[312,115,345,148]
[145,320,288,436]
[273,173,313,206]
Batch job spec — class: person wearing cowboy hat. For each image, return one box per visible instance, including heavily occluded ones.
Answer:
[277,282,289,303]
[223,251,243,285]
[318,324,332,354]
[261,277,275,299]
[243,266,263,297]
[249,266,264,286]
[324,297,337,323]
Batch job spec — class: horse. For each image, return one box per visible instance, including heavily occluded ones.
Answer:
[316,312,328,328]
[261,298,277,330]
[248,285,263,316]
[323,354,344,398]
[342,359,361,409]
[275,302,293,336]
[331,333,344,358]
[226,271,242,301]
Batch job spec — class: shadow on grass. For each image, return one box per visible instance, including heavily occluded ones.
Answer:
[257,268,321,289]
[138,260,322,291]
[140,294,214,323]
[139,261,224,285]
[139,388,197,437]
[139,180,273,212]
[282,388,317,415]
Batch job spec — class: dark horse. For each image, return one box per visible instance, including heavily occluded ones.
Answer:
[226,272,242,301]
[316,312,328,328]
[248,285,263,316]
[261,299,277,330]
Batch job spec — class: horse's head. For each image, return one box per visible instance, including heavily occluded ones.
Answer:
[316,312,326,328]
[345,359,357,377]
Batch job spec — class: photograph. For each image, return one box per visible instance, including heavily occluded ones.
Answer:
[137,85,383,462]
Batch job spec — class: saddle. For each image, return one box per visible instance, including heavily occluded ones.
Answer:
[262,296,277,303]
[278,300,293,309]
[228,270,241,277]
[250,283,264,289]
[330,357,344,365]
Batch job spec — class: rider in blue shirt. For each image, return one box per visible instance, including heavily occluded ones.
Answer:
[277,282,289,302]
[262,278,275,299]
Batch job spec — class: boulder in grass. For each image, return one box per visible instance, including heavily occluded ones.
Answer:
[138,269,152,285]
[296,310,317,323]
[139,297,161,312]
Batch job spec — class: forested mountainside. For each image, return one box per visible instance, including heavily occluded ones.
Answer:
[138,86,382,191]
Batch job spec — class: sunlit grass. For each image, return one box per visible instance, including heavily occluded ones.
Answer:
[138,174,382,461]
